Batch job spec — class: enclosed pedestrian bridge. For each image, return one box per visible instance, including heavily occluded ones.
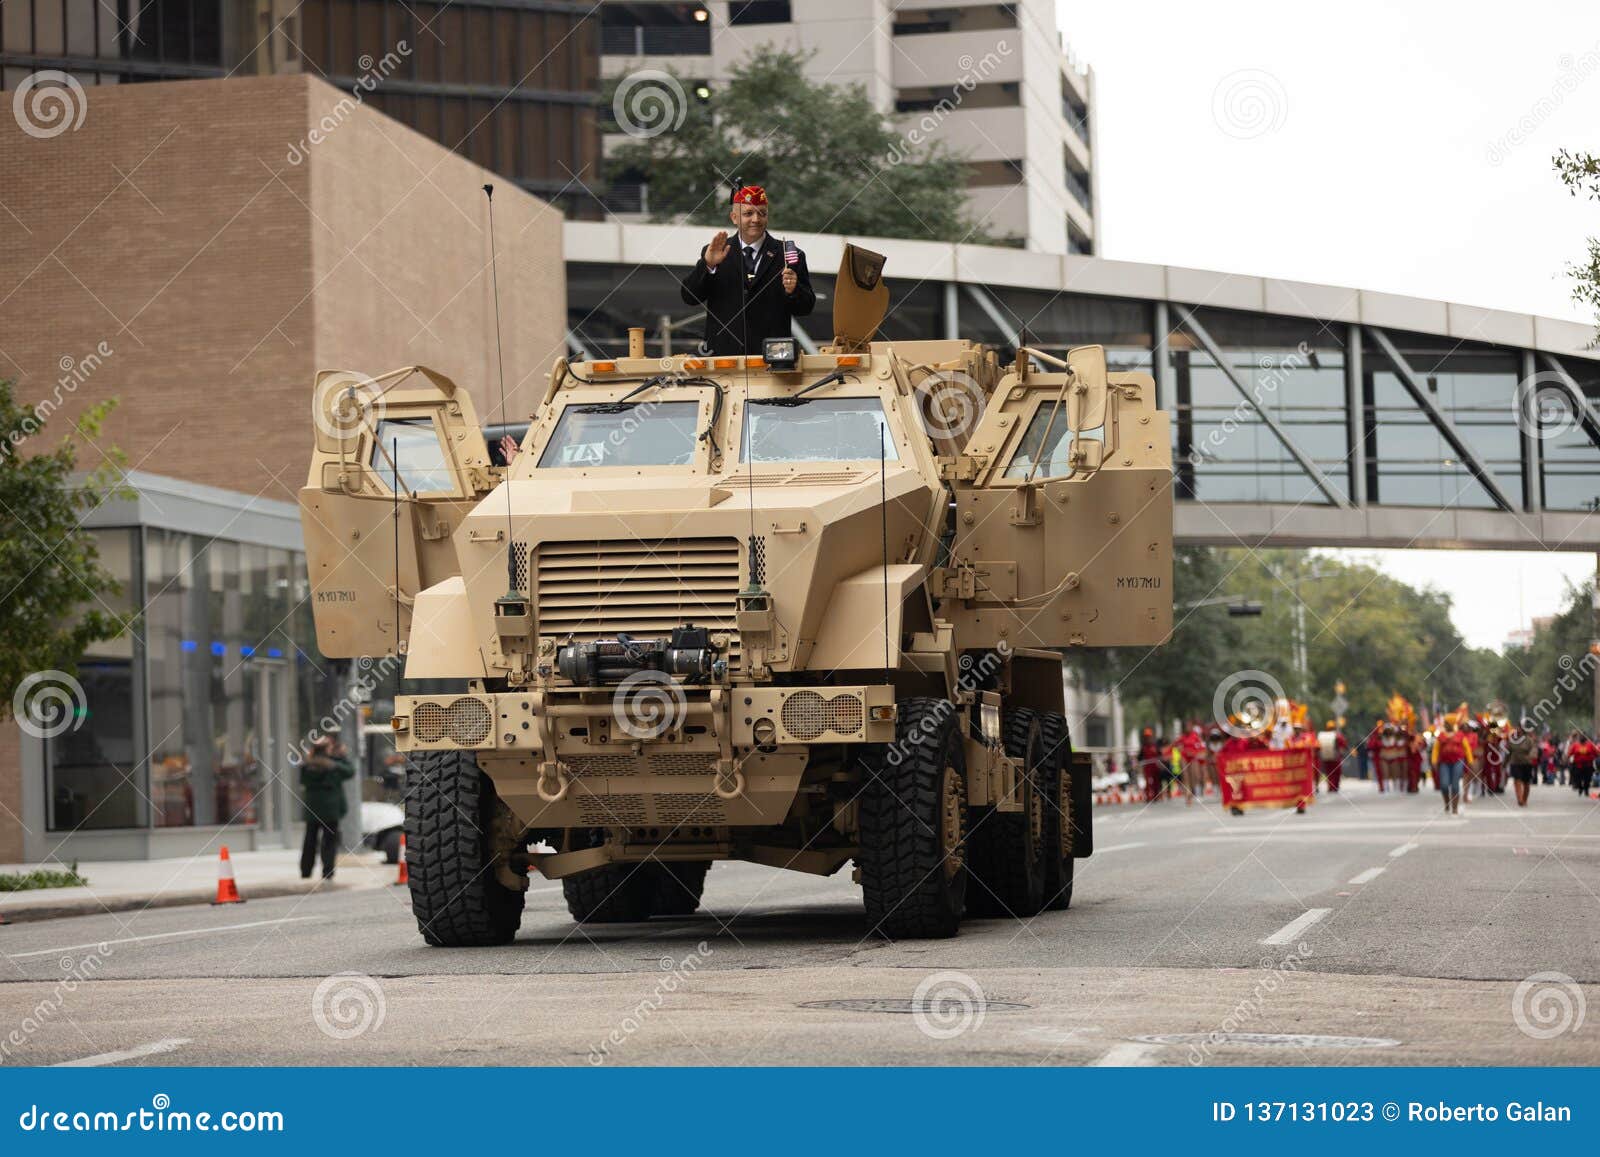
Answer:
[565,223,1600,551]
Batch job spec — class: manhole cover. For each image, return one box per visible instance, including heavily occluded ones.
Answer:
[1134,1033,1399,1049]
[800,998,1032,1014]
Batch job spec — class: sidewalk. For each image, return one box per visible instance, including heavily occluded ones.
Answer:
[0,846,400,923]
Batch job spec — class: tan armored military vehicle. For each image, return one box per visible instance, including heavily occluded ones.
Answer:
[300,245,1172,944]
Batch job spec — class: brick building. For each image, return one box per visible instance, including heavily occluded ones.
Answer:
[0,74,566,861]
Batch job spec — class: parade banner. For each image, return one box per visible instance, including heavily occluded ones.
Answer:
[1218,746,1316,810]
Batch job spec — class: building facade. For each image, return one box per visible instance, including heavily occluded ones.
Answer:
[0,0,604,213]
[0,74,566,861]
[600,0,1097,253]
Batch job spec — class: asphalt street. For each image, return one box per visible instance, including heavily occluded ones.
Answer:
[3,779,1598,1066]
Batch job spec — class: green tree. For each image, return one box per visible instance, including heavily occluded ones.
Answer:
[1505,577,1597,736]
[0,380,132,722]
[605,48,1000,244]
[1555,148,1600,338]
[1082,547,1512,740]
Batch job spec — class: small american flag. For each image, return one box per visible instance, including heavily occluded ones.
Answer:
[784,240,799,266]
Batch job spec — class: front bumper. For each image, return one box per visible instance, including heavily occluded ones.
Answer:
[389,684,897,754]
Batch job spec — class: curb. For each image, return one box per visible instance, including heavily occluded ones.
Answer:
[0,877,394,925]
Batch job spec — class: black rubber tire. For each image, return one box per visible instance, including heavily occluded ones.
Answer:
[650,861,710,916]
[404,751,526,947]
[562,861,657,923]
[380,829,402,865]
[967,709,1048,918]
[1037,711,1075,911]
[859,697,968,939]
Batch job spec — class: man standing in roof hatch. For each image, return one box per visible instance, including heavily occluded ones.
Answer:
[680,184,816,355]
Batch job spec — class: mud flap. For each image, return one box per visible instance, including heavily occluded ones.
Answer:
[1068,750,1094,858]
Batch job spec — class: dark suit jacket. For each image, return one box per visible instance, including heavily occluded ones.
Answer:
[679,234,816,355]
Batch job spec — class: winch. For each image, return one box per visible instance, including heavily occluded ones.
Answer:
[555,625,723,685]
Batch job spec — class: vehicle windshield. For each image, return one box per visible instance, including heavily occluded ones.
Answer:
[1003,404,1103,479]
[742,397,899,463]
[537,401,700,468]
[372,417,454,493]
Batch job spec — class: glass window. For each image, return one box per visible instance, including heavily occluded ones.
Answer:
[538,400,700,467]
[1171,313,1349,505]
[46,529,140,831]
[743,398,899,463]
[1003,402,1102,479]
[371,417,454,493]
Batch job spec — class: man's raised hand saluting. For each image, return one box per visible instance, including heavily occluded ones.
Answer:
[704,230,731,268]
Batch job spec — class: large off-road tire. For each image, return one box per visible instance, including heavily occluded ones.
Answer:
[859,697,968,939]
[1038,712,1075,911]
[967,709,1049,918]
[650,861,710,916]
[562,862,657,923]
[405,751,526,947]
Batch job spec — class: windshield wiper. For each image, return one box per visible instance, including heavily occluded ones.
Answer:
[605,374,726,452]
[763,370,846,408]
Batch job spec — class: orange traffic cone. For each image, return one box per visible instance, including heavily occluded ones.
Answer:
[211,845,244,905]
[395,834,409,885]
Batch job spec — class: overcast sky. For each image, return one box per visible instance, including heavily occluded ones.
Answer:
[1057,0,1599,649]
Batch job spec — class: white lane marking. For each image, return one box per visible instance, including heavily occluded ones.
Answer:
[1388,842,1419,858]
[5,917,323,960]
[1348,867,1386,885]
[1093,1041,1162,1066]
[1261,908,1331,946]
[54,1038,190,1067]
[1094,842,1147,854]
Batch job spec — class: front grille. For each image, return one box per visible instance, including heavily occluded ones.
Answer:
[412,697,493,746]
[564,752,719,778]
[533,537,742,650]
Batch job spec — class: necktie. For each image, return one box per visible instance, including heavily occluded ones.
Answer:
[744,245,757,279]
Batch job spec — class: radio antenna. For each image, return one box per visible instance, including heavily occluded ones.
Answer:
[392,436,402,657]
[483,183,517,593]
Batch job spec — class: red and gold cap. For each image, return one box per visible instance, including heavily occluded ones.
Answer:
[731,184,768,206]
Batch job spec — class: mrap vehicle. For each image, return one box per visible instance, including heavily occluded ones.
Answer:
[299,245,1172,945]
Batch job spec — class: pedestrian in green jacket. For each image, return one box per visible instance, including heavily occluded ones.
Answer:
[299,735,355,880]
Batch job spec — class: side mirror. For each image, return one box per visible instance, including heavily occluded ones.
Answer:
[1065,344,1109,432]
